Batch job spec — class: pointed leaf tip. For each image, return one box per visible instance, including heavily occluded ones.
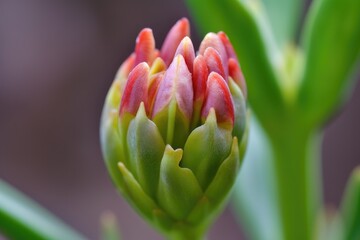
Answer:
[160,18,190,66]
[135,28,156,65]
[119,62,149,116]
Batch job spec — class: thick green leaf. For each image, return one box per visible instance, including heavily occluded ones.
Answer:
[340,167,360,240]
[232,116,282,240]
[185,0,285,129]
[299,0,360,126]
[0,180,85,240]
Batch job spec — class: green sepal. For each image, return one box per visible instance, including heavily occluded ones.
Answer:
[100,82,126,192]
[186,137,241,225]
[117,162,158,220]
[127,103,165,198]
[117,113,134,172]
[229,77,247,141]
[205,137,241,206]
[152,99,190,148]
[299,0,360,126]
[157,145,203,220]
[340,167,360,240]
[181,109,233,189]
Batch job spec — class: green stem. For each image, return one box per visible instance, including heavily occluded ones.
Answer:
[166,224,206,240]
[269,125,322,240]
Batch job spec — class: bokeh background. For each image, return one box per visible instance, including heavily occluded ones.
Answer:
[0,0,359,239]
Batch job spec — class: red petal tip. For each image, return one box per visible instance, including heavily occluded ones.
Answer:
[201,72,234,128]
[218,32,238,61]
[204,47,226,79]
[228,58,247,98]
[193,55,208,102]
[160,19,190,66]
[175,37,195,73]
[119,62,150,116]
[200,33,227,58]
[135,28,156,65]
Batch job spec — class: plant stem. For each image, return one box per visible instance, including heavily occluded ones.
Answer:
[166,224,206,240]
[270,125,322,240]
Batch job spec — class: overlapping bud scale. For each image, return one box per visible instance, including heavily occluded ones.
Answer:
[100,18,248,236]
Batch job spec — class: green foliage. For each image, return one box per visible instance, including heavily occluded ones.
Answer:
[0,180,85,240]
[299,0,360,126]
[341,167,360,240]
[186,0,360,239]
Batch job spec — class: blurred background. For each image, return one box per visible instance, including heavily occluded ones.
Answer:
[0,0,359,239]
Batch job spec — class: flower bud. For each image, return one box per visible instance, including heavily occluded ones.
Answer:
[100,18,248,238]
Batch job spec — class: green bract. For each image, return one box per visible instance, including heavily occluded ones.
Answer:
[100,18,248,239]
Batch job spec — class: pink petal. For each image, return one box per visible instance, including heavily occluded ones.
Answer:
[228,58,247,99]
[174,37,195,73]
[160,18,190,66]
[118,53,136,78]
[119,63,149,116]
[135,28,156,65]
[201,72,234,128]
[199,33,228,77]
[148,72,164,115]
[218,32,238,61]
[152,55,193,120]
[192,55,208,103]
[204,47,226,80]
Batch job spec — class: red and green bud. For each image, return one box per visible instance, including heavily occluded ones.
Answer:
[100,18,248,238]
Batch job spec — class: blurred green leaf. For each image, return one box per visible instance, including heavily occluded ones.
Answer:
[0,179,86,240]
[340,167,360,240]
[232,116,282,240]
[260,0,303,46]
[298,0,360,126]
[185,0,285,130]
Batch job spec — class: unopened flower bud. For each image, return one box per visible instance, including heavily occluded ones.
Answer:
[100,18,248,239]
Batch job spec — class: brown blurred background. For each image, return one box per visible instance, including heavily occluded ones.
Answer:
[0,0,359,239]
